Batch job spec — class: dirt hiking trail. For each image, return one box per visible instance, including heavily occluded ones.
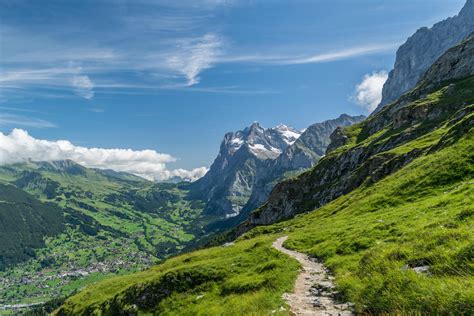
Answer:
[272,236,354,316]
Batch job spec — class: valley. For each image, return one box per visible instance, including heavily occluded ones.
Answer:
[0,162,210,308]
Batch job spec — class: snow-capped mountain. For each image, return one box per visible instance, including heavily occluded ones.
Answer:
[224,122,303,160]
[190,115,363,219]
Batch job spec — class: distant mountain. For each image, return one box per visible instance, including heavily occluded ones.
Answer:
[243,114,365,214]
[190,122,303,218]
[374,0,474,113]
[190,115,364,219]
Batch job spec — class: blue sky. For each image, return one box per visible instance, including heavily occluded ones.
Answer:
[0,0,466,179]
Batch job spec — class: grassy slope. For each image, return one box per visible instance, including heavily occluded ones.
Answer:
[55,235,299,315]
[55,77,474,314]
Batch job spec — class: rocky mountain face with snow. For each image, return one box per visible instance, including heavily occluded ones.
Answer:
[190,115,364,218]
[190,122,302,218]
[242,114,365,214]
[373,0,474,113]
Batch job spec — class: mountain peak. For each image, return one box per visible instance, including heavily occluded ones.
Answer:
[274,123,289,130]
[249,121,261,129]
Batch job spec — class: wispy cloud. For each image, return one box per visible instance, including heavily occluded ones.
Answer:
[0,128,208,181]
[0,0,399,99]
[71,75,94,99]
[0,113,55,128]
[220,43,398,65]
[0,40,397,98]
[165,33,222,86]
[279,44,397,65]
[0,67,95,98]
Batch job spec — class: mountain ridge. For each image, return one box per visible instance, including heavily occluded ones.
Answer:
[240,33,474,231]
[190,115,364,219]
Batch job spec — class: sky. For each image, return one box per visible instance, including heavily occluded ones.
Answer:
[0,0,466,180]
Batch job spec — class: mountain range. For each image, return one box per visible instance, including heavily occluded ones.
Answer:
[1,1,473,314]
[0,114,363,307]
[190,114,364,219]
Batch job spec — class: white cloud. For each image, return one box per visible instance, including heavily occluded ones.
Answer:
[353,71,388,112]
[71,75,94,99]
[166,167,209,181]
[166,33,222,86]
[0,129,208,182]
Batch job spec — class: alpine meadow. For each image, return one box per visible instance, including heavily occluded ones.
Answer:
[0,1,473,315]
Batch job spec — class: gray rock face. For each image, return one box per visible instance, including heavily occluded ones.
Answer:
[376,32,474,117]
[374,0,474,113]
[275,114,365,171]
[419,32,474,89]
[191,115,364,218]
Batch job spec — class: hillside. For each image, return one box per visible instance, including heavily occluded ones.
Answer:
[0,161,210,307]
[0,184,64,270]
[53,35,474,314]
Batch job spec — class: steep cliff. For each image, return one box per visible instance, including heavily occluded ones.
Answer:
[374,0,474,113]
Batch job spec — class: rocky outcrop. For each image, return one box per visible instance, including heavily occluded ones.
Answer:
[325,127,349,154]
[241,35,474,228]
[374,0,474,113]
[419,32,474,89]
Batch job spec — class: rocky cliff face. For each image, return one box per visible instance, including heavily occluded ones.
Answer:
[419,32,474,89]
[242,34,474,229]
[374,0,474,113]
[191,115,364,219]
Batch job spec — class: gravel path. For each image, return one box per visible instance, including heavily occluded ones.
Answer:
[272,236,353,316]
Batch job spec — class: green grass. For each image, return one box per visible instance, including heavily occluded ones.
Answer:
[55,76,474,315]
[54,235,299,315]
[280,130,473,313]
